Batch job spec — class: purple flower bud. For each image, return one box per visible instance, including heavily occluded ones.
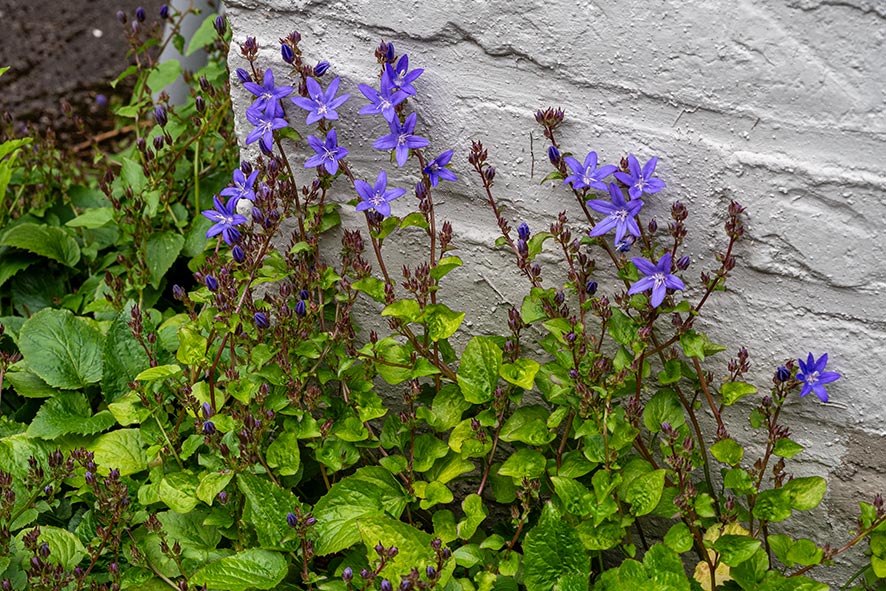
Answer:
[676,255,691,271]
[172,284,186,300]
[135,7,146,22]
[430,538,442,550]
[586,280,598,295]
[236,68,251,84]
[201,402,213,419]
[400,581,412,591]
[776,366,790,382]
[232,245,246,263]
[109,468,120,479]
[159,4,169,19]
[154,106,167,127]
[565,331,576,343]
[84,471,95,484]
[295,300,307,318]
[153,135,165,151]
[548,145,561,165]
[286,512,298,527]
[217,491,228,504]
[425,566,436,579]
[43,485,53,495]
[387,546,399,558]
[342,567,353,582]
[281,44,294,64]
[39,542,50,558]
[647,218,658,233]
[385,43,395,61]
[516,239,528,258]
[517,222,530,241]
[109,562,119,574]
[314,61,330,76]
[116,10,127,24]
[202,420,216,436]
[360,569,371,580]
[442,548,452,559]
[195,96,206,113]
[254,312,270,329]
[304,516,316,527]
[214,15,227,36]
[375,542,385,555]
[205,275,218,292]
[96,94,108,109]
[299,289,309,301]
[381,580,393,591]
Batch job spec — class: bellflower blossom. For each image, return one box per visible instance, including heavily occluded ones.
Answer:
[423,150,457,186]
[202,195,248,245]
[243,68,293,117]
[220,168,259,203]
[245,106,288,152]
[354,170,406,218]
[587,183,644,244]
[796,353,841,403]
[564,151,618,191]
[615,154,666,200]
[628,252,685,308]
[382,54,423,95]
[358,77,407,122]
[291,77,350,125]
[373,113,429,167]
[305,129,348,175]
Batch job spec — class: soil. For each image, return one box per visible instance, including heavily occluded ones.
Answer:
[0,0,164,141]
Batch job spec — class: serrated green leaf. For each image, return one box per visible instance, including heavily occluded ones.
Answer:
[190,548,287,591]
[713,534,761,567]
[19,308,103,389]
[498,448,546,480]
[352,277,386,302]
[457,336,502,403]
[500,358,540,390]
[159,471,199,513]
[625,469,665,516]
[784,476,826,511]
[499,405,555,446]
[187,14,222,55]
[710,438,744,466]
[196,471,233,506]
[785,538,823,566]
[381,299,421,322]
[523,503,590,591]
[679,330,726,361]
[753,488,793,523]
[237,473,300,551]
[26,392,115,439]
[608,309,639,346]
[146,231,184,289]
[430,256,462,280]
[16,526,86,569]
[657,359,683,385]
[358,517,436,579]
[457,493,487,540]
[642,388,685,432]
[724,468,756,494]
[102,302,151,402]
[421,303,464,341]
[120,157,147,195]
[1,223,80,267]
[664,523,694,553]
[266,431,300,476]
[91,428,147,476]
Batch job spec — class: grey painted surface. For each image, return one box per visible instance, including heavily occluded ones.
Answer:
[224,0,886,579]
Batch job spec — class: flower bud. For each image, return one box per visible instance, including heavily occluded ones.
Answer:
[314,61,330,76]
[217,491,228,504]
[159,4,169,19]
[426,566,436,579]
[281,43,294,64]
[135,7,146,22]
[204,275,218,292]
[232,245,246,263]
[202,402,212,419]
[385,42,395,61]
[647,218,658,233]
[254,312,269,329]
[154,106,167,127]
[214,15,227,36]
[775,366,790,382]
[485,166,496,182]
[286,512,298,527]
[299,289,309,301]
[342,567,353,582]
[200,419,215,436]
[116,10,127,24]
[172,284,186,300]
[381,580,393,591]
[586,280,598,295]
[676,255,690,270]
[295,300,307,318]
[360,568,370,580]
[195,96,206,113]
[236,68,251,84]
[517,222,530,241]
[547,145,561,165]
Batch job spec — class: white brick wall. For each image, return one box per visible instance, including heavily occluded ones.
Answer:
[224,0,886,580]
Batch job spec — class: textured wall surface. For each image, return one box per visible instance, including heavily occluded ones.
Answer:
[224,0,886,578]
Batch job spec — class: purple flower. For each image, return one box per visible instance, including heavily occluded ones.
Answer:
[245,106,288,153]
[614,154,666,200]
[423,150,457,187]
[243,68,293,116]
[383,54,423,95]
[202,195,248,245]
[291,77,350,125]
[220,168,259,203]
[563,151,618,191]
[796,353,840,403]
[587,183,644,244]
[373,113,429,167]
[628,252,686,308]
[305,129,348,175]
[354,170,406,218]
[357,78,408,122]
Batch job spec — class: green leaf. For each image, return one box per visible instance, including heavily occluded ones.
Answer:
[190,548,287,591]
[176,325,207,366]
[575,520,624,552]
[157,509,222,562]
[102,302,152,402]
[430,256,462,280]
[550,476,593,517]
[607,309,639,346]
[120,157,147,195]
[720,381,757,406]
[135,364,182,381]
[91,429,147,476]
[664,523,694,553]
[785,538,823,566]
[679,330,726,361]
[1,223,80,267]
[523,503,590,591]
[724,468,756,495]
[146,59,183,90]
[713,535,761,567]
[381,299,422,323]
[657,359,683,385]
[784,476,826,511]
[772,438,804,459]
[710,438,744,466]
[146,231,185,289]
[500,358,540,390]
[26,392,115,439]
[642,388,685,432]
[753,488,793,523]
[352,277,386,302]
[498,448,546,480]
[0,254,34,288]
[16,526,86,569]
[415,384,470,432]
[421,304,465,341]
[456,494,487,540]
[159,472,199,513]
[5,363,60,398]
[457,336,502,403]
[624,469,665,516]
[521,290,548,324]
[400,211,430,230]
[412,434,449,472]
[237,473,300,551]
[66,208,114,229]
[419,481,453,510]
[196,471,233,506]
[266,431,301,476]
[186,14,221,55]
[313,467,407,555]
[19,308,103,389]
[499,405,556,446]
[358,517,435,579]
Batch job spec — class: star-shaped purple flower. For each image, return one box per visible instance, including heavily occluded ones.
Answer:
[358,77,408,122]
[243,68,293,117]
[291,77,350,125]
[628,252,686,308]
[220,168,259,203]
[615,154,666,200]
[305,129,348,175]
[423,150,457,187]
[382,54,423,96]
[245,106,288,152]
[587,183,644,244]
[202,194,248,245]
[372,113,429,167]
[563,151,618,191]
[354,170,406,218]
[796,353,841,403]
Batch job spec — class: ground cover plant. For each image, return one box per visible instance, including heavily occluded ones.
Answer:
[0,8,884,591]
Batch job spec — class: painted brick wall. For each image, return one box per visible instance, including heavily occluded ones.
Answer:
[224,0,886,579]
